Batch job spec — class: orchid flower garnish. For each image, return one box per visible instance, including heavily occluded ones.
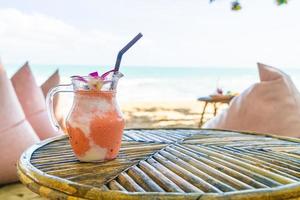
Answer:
[88,71,104,91]
[71,68,119,91]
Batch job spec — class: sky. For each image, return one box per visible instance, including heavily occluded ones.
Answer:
[0,0,300,68]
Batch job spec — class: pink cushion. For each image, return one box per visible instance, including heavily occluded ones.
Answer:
[0,63,39,184]
[40,69,63,128]
[11,62,45,115]
[204,63,300,138]
[0,64,25,130]
[0,120,39,184]
[11,62,60,140]
[41,69,60,97]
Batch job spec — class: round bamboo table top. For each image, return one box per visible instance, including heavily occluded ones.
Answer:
[18,129,300,200]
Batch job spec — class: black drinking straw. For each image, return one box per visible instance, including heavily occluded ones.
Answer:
[114,33,143,72]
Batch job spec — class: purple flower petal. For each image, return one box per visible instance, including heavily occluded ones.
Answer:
[71,75,88,82]
[100,69,116,80]
[89,71,99,77]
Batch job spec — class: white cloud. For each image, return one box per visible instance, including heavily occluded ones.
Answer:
[1,1,300,68]
[0,8,133,65]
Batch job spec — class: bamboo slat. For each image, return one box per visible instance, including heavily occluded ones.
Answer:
[17,128,300,200]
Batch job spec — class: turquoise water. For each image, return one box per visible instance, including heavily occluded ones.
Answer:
[5,64,300,102]
[5,64,259,79]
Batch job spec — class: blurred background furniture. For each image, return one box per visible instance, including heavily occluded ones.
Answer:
[198,95,235,127]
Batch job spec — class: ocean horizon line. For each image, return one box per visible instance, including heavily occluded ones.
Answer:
[3,62,300,70]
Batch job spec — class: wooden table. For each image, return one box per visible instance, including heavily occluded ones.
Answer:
[18,129,300,200]
[198,95,235,127]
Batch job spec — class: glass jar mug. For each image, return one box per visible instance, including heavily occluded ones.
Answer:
[46,72,125,162]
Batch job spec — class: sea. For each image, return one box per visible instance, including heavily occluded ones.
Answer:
[5,64,300,103]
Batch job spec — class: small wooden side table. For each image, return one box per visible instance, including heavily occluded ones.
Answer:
[198,95,235,127]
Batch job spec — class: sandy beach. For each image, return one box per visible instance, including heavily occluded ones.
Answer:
[0,100,228,199]
[122,100,227,129]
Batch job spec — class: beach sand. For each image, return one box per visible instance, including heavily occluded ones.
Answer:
[122,100,225,129]
[0,100,228,199]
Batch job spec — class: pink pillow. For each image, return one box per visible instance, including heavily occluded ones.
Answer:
[0,63,39,185]
[204,63,300,138]
[11,62,60,140]
[41,69,62,124]
[41,69,60,97]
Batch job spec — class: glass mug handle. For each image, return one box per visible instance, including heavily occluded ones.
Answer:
[46,84,73,132]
